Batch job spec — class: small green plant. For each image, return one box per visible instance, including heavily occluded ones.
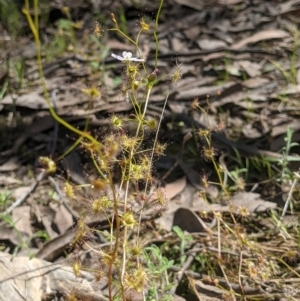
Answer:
[270,28,300,86]
[172,225,193,265]
[275,127,300,231]
[0,213,34,258]
[143,244,174,301]
[0,189,13,211]
[277,126,299,180]
[32,230,50,241]
[0,0,22,38]
[46,18,81,60]
[11,58,25,88]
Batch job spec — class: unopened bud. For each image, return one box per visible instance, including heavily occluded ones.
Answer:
[148,68,158,83]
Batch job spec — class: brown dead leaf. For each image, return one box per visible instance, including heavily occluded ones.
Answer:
[225,63,242,76]
[243,77,270,89]
[1,84,93,111]
[201,51,226,62]
[164,177,187,200]
[172,76,217,94]
[53,205,74,234]
[174,81,236,100]
[210,19,231,32]
[194,280,225,298]
[0,157,20,171]
[271,120,300,137]
[237,60,261,77]
[183,25,202,41]
[172,36,188,53]
[37,205,58,239]
[242,123,264,139]
[230,29,289,50]
[1,91,48,109]
[272,0,300,16]
[210,91,267,111]
[173,207,211,233]
[168,102,186,114]
[42,216,58,239]
[172,0,204,10]
[0,227,21,245]
[197,39,227,50]
[155,184,216,231]
[218,82,244,98]
[0,175,22,185]
[0,252,107,301]
[273,84,300,96]
[36,214,109,261]
[164,190,276,215]
[12,206,33,238]
[210,192,277,213]
[35,228,76,261]
[11,186,32,200]
[155,184,193,231]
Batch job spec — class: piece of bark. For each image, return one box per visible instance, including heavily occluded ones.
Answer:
[0,252,108,301]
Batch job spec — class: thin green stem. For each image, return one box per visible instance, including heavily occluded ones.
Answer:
[90,152,108,180]
[135,28,143,47]
[107,171,125,301]
[153,0,164,68]
[109,28,136,46]
[33,0,39,35]
[23,1,102,148]
[139,92,170,236]
[57,99,93,162]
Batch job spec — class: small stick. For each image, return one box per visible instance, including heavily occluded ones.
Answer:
[170,243,201,296]
[3,169,46,215]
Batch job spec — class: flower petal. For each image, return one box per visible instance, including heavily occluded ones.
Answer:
[123,51,132,59]
[111,53,124,61]
[111,52,145,62]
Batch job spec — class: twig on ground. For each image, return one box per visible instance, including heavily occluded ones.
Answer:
[278,169,300,231]
[168,266,263,296]
[3,169,46,215]
[170,243,201,296]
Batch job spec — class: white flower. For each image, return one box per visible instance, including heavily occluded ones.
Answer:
[111,51,145,62]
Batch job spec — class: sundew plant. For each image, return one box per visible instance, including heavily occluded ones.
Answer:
[23,0,182,300]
